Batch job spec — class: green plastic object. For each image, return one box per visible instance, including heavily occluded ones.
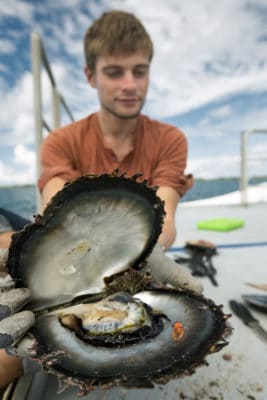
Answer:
[197,218,245,232]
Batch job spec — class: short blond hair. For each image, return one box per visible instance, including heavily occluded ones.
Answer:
[84,10,153,71]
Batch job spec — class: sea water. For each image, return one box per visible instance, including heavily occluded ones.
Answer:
[0,177,266,220]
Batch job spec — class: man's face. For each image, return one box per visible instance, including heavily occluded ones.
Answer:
[86,53,150,119]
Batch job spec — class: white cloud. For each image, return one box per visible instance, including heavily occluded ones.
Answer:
[8,0,267,119]
[0,39,16,54]
[187,154,240,179]
[0,64,80,147]
[14,144,35,168]
[0,72,34,146]
[247,141,267,174]
[187,142,267,179]
[0,145,36,186]
[26,0,267,118]
[184,101,267,144]
[208,105,233,120]
[1,0,267,183]
[0,0,34,24]
[138,0,267,117]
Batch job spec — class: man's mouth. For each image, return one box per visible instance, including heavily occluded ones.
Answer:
[117,98,140,108]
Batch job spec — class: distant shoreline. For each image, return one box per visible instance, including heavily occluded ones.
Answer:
[0,184,36,189]
[1,176,267,217]
[0,176,267,189]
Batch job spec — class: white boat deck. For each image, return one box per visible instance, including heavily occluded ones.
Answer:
[5,186,267,400]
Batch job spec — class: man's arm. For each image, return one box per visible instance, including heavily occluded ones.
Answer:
[41,177,67,212]
[0,232,15,248]
[42,179,179,250]
[0,349,23,389]
[156,186,180,250]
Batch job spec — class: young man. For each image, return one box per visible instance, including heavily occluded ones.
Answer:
[0,10,197,391]
[0,10,192,250]
[39,10,193,251]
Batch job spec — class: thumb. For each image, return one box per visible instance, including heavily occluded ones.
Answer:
[147,245,203,294]
[0,311,35,348]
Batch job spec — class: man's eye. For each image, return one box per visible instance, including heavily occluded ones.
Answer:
[105,70,123,78]
[133,69,148,77]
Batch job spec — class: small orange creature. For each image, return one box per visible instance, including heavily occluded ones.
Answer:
[171,321,185,341]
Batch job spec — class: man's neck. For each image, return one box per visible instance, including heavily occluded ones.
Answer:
[96,110,140,162]
[97,110,139,140]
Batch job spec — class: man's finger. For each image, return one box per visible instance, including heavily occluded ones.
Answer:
[0,288,31,320]
[0,311,35,347]
[0,248,8,267]
[0,274,14,290]
[16,335,38,358]
[147,245,203,294]
[0,249,14,290]
[164,261,203,294]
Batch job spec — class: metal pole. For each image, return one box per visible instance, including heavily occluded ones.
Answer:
[240,128,267,206]
[240,130,249,206]
[31,32,43,213]
[60,94,75,122]
[52,87,61,129]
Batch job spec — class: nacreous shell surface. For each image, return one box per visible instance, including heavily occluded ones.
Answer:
[8,174,164,310]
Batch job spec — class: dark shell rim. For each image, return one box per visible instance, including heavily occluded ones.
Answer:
[32,287,232,395]
[7,172,165,289]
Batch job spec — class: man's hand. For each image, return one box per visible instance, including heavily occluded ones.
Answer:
[156,186,179,250]
[146,244,203,294]
[0,249,35,352]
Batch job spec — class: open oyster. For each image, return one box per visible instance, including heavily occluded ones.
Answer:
[7,173,231,394]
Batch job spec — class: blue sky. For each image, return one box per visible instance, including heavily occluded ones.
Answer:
[1,0,267,185]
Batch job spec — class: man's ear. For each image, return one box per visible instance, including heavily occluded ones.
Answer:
[84,66,96,88]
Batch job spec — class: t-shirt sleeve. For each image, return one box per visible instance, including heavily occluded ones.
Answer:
[151,127,193,196]
[38,130,80,192]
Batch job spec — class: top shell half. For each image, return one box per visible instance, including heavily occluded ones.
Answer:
[8,173,165,311]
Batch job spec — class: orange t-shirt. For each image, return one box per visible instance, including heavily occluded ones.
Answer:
[38,113,193,196]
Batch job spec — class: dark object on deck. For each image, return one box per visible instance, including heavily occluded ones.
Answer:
[242,294,267,313]
[175,240,218,286]
[229,300,267,343]
[0,208,31,231]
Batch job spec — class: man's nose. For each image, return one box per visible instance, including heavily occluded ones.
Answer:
[120,71,136,90]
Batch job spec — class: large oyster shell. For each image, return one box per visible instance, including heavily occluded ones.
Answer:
[8,173,164,310]
[7,173,231,394]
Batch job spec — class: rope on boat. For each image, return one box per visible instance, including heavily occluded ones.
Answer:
[169,242,267,252]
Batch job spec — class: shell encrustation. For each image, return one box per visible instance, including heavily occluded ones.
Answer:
[7,173,231,395]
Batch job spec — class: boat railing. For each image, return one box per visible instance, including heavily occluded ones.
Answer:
[240,128,267,206]
[31,32,75,211]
